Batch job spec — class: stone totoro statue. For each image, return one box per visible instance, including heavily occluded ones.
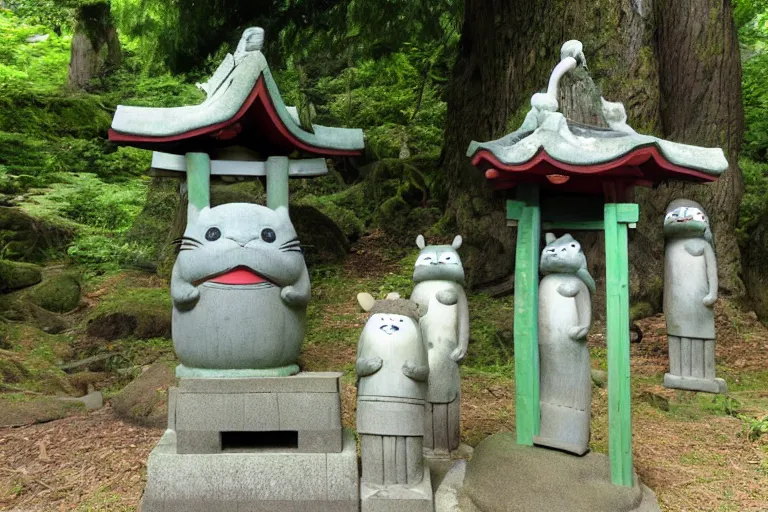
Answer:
[663,199,726,393]
[171,200,310,371]
[409,235,468,454]
[534,233,593,456]
[355,292,428,486]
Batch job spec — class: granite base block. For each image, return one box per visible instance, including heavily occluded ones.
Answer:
[139,429,359,512]
[361,466,434,512]
[664,374,727,394]
[173,372,344,454]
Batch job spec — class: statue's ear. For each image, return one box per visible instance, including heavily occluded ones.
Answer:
[357,292,376,312]
[545,233,557,244]
[416,235,426,249]
[451,235,463,250]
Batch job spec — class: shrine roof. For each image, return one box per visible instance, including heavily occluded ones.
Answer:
[466,40,728,192]
[109,29,364,157]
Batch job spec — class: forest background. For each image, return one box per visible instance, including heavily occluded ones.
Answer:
[0,1,768,511]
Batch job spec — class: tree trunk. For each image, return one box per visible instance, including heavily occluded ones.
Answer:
[442,0,744,313]
[68,1,121,90]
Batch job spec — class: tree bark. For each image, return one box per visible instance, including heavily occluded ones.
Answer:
[442,0,744,312]
[68,1,121,90]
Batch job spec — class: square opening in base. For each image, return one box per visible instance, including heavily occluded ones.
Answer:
[220,431,299,452]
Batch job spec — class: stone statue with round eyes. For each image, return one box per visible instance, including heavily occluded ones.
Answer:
[535,233,594,456]
[409,235,468,455]
[355,292,429,488]
[170,199,310,372]
[663,199,726,393]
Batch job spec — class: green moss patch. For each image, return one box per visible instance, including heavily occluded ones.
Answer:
[28,274,81,313]
[0,259,42,292]
[85,286,171,340]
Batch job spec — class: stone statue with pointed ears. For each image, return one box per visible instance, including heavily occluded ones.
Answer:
[409,234,468,455]
[534,232,593,456]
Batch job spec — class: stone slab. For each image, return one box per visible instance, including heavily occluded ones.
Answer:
[434,459,465,512]
[140,429,359,512]
[664,374,726,394]
[361,466,433,512]
[179,372,343,393]
[279,391,341,430]
[458,432,661,512]
[176,364,300,378]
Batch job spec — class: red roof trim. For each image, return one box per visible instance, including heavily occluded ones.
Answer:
[472,146,718,183]
[109,78,361,157]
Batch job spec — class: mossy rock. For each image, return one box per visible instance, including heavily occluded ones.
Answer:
[86,287,171,340]
[28,274,81,313]
[0,394,86,427]
[0,259,42,293]
[0,293,71,333]
[67,371,107,395]
[0,207,75,262]
[291,204,350,264]
[0,349,30,384]
[111,361,175,428]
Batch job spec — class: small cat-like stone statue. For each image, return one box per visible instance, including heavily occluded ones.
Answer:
[355,292,428,487]
[409,234,468,455]
[663,199,726,393]
[419,288,461,455]
[534,233,593,456]
[171,202,310,370]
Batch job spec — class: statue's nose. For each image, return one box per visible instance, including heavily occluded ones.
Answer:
[227,235,257,247]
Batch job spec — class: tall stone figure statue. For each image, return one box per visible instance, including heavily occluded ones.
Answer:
[170,161,310,373]
[410,234,468,455]
[356,292,433,511]
[663,199,726,393]
[534,233,594,456]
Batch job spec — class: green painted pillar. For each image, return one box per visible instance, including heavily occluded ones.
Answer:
[511,184,541,445]
[604,203,639,487]
[185,152,211,222]
[266,156,290,210]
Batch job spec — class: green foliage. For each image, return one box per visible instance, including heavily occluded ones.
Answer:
[737,1,768,160]
[738,159,768,242]
[739,413,768,441]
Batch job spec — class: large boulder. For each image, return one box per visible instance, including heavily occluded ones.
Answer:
[27,274,81,313]
[111,362,175,428]
[0,259,42,293]
[459,433,660,512]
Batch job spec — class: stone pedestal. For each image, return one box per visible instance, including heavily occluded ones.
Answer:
[360,466,433,512]
[139,371,359,512]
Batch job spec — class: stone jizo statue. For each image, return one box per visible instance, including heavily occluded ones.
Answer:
[663,199,726,393]
[355,292,428,486]
[534,233,594,456]
[409,234,468,454]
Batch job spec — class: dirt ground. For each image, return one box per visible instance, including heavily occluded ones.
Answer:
[1,238,767,511]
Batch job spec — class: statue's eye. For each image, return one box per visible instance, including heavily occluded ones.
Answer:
[205,227,221,241]
[570,244,576,248]
[261,228,276,243]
